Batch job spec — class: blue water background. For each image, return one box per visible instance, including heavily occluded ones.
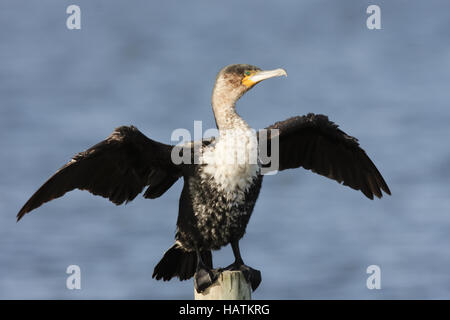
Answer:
[1,0,450,299]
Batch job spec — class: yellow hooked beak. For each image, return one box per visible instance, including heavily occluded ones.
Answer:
[242,68,288,88]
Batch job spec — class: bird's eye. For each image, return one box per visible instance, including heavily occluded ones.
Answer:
[245,71,251,76]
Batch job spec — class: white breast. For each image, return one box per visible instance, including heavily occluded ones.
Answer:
[200,128,260,200]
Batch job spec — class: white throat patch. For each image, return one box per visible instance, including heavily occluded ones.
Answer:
[200,128,260,197]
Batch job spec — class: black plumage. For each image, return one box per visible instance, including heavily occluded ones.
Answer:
[264,113,390,199]
[17,126,181,220]
[17,64,390,293]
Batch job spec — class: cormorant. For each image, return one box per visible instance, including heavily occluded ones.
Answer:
[17,64,391,293]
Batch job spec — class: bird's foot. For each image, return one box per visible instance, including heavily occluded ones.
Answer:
[194,266,220,293]
[221,261,262,291]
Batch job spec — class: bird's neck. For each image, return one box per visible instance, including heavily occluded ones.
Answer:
[212,89,248,131]
[213,104,247,131]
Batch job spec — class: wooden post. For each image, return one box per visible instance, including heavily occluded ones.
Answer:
[194,271,251,300]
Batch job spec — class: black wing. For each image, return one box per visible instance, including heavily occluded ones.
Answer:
[17,126,181,221]
[263,113,391,199]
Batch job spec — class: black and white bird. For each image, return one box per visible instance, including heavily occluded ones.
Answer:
[17,64,391,293]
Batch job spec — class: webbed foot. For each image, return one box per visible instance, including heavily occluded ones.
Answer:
[194,265,220,293]
[222,261,262,291]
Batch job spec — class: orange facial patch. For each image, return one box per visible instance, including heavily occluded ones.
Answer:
[241,72,257,88]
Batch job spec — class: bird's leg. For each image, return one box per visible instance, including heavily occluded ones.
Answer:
[222,240,262,291]
[194,248,220,293]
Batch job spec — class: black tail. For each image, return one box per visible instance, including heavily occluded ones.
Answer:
[152,243,212,281]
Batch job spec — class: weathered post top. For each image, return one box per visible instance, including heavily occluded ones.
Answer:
[194,271,252,300]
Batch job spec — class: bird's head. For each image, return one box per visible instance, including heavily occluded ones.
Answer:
[212,64,287,107]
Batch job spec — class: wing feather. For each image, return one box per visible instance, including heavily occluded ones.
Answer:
[17,126,181,221]
[264,113,391,199]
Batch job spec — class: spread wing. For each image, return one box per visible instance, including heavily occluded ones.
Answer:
[17,126,182,221]
[263,113,391,199]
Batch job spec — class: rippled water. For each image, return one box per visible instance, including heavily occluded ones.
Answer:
[1,0,450,299]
